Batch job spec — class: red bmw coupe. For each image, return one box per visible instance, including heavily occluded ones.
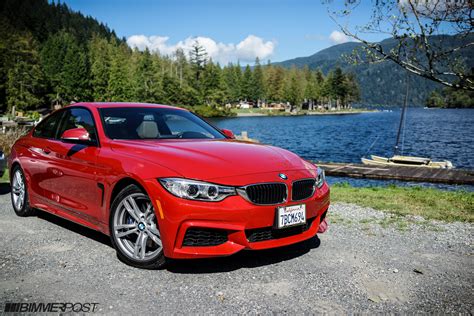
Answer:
[9,103,330,268]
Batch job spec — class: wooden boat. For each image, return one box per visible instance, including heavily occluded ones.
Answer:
[362,155,453,169]
[362,73,454,169]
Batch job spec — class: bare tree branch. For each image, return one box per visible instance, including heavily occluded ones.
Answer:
[324,0,474,90]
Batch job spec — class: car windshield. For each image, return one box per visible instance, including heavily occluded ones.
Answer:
[99,107,226,140]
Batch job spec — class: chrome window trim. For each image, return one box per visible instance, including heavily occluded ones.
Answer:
[237,182,288,206]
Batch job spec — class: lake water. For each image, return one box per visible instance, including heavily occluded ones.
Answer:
[211,108,474,190]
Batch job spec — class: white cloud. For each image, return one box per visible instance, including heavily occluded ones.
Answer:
[235,35,275,62]
[127,34,275,64]
[329,30,351,44]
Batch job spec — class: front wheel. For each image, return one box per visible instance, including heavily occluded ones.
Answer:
[109,184,166,269]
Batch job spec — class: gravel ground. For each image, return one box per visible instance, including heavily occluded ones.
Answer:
[0,185,473,314]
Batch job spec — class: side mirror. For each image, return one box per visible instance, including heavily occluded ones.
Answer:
[221,129,235,139]
[61,128,92,144]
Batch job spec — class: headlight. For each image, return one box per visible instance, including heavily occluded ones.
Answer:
[316,167,326,188]
[159,178,236,202]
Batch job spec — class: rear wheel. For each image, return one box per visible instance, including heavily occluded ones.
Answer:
[11,166,35,217]
[110,184,166,269]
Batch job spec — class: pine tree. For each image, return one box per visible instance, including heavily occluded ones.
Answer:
[189,40,208,87]
[40,31,76,102]
[7,32,44,112]
[241,65,253,101]
[266,66,285,103]
[222,63,242,102]
[132,48,158,102]
[329,67,347,109]
[0,17,17,112]
[314,70,325,106]
[344,72,360,107]
[321,71,333,109]
[61,42,90,102]
[174,48,192,88]
[284,68,304,110]
[108,42,133,101]
[201,60,226,106]
[304,68,318,110]
[161,72,183,105]
[251,57,265,104]
[89,34,111,101]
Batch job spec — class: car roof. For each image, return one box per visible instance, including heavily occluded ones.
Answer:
[68,102,188,111]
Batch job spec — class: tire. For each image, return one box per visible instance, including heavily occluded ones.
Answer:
[11,166,35,217]
[109,184,166,269]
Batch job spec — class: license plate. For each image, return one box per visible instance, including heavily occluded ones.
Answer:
[276,204,306,229]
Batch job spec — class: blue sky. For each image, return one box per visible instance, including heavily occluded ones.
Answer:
[60,0,384,64]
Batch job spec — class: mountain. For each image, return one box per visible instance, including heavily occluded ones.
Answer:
[275,35,474,106]
[0,0,120,44]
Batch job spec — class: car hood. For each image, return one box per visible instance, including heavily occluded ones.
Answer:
[110,139,314,181]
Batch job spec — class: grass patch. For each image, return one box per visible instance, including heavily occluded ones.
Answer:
[331,183,474,223]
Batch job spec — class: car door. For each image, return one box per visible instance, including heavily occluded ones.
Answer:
[41,107,103,224]
[26,110,66,200]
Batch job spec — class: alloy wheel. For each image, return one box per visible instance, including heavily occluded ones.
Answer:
[113,193,162,261]
[12,170,25,211]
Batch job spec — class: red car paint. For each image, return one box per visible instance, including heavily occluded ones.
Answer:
[9,103,330,259]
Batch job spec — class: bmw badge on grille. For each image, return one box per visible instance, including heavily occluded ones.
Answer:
[279,173,288,180]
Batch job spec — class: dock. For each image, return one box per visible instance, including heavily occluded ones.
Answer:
[315,162,474,185]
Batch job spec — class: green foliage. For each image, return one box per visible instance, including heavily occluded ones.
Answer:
[285,68,304,109]
[241,65,253,101]
[108,42,133,101]
[0,0,361,116]
[201,61,226,105]
[426,86,474,108]
[265,66,286,102]
[132,49,160,103]
[6,32,44,111]
[62,41,90,102]
[251,58,265,102]
[187,105,236,118]
[89,34,111,101]
[189,40,208,93]
[425,91,445,108]
[40,31,75,98]
[26,111,41,121]
[222,63,242,102]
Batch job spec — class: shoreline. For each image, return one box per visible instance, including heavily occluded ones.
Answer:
[233,109,377,117]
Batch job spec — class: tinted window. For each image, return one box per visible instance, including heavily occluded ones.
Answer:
[57,108,98,143]
[100,107,225,140]
[33,111,63,139]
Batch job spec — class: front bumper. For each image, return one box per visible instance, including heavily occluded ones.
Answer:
[143,172,330,259]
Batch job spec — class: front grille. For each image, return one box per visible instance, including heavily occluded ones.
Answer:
[182,228,228,247]
[246,217,316,243]
[241,183,287,205]
[292,179,316,201]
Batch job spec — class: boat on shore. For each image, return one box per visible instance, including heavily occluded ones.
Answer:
[362,155,453,169]
[362,73,454,169]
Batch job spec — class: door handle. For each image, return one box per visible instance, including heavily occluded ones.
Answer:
[42,147,51,155]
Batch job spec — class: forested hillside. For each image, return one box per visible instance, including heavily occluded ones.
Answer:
[276,35,474,106]
[0,0,120,113]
